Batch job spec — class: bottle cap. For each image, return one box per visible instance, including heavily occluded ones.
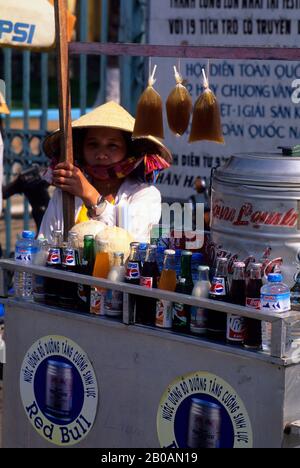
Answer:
[182,250,193,257]
[22,231,35,239]
[114,252,124,258]
[250,262,262,269]
[84,235,94,241]
[198,265,209,272]
[233,261,246,268]
[139,243,149,251]
[130,242,140,249]
[268,273,283,282]
[164,249,176,256]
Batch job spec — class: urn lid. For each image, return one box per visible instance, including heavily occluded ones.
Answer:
[214,152,300,186]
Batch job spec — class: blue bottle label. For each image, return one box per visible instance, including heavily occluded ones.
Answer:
[261,293,291,312]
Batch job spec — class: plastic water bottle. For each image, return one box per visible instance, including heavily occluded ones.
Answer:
[14,231,38,300]
[261,273,291,352]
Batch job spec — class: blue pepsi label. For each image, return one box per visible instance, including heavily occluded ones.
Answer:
[47,248,61,265]
[210,277,226,296]
[62,249,76,267]
[125,262,140,280]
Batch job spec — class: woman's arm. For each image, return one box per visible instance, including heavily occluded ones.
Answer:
[53,161,99,207]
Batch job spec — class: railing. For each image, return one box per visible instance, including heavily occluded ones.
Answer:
[1,259,299,364]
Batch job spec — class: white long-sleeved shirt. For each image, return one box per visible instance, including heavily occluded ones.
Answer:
[39,178,162,243]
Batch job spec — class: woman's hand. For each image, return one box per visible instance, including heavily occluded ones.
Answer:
[53,162,100,206]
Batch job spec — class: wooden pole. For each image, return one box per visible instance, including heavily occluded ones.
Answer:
[54,0,75,240]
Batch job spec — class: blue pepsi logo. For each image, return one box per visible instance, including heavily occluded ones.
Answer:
[63,249,76,266]
[211,279,225,295]
[48,249,61,265]
[126,262,140,279]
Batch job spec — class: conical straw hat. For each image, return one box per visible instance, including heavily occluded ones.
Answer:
[43,101,172,163]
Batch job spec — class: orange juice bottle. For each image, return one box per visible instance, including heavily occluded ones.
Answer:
[156,250,177,329]
[90,240,110,315]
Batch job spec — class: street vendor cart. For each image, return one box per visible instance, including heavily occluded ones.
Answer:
[1,260,300,448]
[2,0,300,450]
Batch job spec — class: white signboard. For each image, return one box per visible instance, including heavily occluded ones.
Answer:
[149,1,300,200]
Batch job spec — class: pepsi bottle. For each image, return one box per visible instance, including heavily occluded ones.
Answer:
[45,230,63,306]
[136,245,160,326]
[207,257,229,341]
[125,243,142,285]
[60,232,80,309]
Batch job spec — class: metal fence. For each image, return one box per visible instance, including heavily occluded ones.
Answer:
[0,0,146,256]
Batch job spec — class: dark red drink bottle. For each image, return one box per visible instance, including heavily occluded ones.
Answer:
[136,245,160,326]
[60,232,80,309]
[227,262,246,346]
[208,257,229,341]
[45,230,63,306]
[244,263,263,350]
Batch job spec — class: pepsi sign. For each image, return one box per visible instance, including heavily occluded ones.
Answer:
[0,21,35,44]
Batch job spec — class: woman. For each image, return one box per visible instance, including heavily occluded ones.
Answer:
[39,101,172,243]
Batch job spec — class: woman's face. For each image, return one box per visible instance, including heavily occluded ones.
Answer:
[83,127,127,167]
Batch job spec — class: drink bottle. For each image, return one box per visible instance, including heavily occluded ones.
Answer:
[14,230,38,300]
[227,262,246,346]
[78,235,95,312]
[91,240,110,315]
[60,232,80,309]
[105,253,125,318]
[208,257,229,340]
[190,266,211,336]
[172,251,194,334]
[244,263,263,350]
[136,245,160,326]
[45,230,63,306]
[33,236,49,304]
[155,250,177,329]
[125,242,142,285]
[261,273,291,351]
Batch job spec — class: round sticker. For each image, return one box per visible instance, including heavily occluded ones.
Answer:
[20,336,98,446]
[157,371,253,449]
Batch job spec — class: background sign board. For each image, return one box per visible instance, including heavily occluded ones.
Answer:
[149,1,300,200]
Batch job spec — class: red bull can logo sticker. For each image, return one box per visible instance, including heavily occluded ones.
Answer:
[19,336,98,446]
[157,371,253,449]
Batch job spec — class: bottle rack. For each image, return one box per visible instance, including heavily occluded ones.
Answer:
[1,258,299,362]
